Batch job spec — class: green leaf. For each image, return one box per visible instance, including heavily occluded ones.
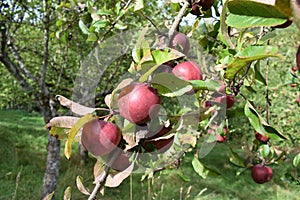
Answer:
[115,21,128,30]
[254,61,266,85]
[92,20,108,29]
[64,114,98,159]
[228,147,246,167]
[177,171,191,182]
[259,144,270,158]
[189,80,224,91]
[86,33,98,42]
[244,101,287,140]
[151,72,192,97]
[293,153,300,167]
[226,14,287,28]
[132,28,149,63]
[134,0,144,11]
[79,20,89,34]
[97,9,114,16]
[224,45,282,80]
[192,156,209,179]
[152,48,184,66]
[227,0,292,19]
[192,156,220,179]
[139,48,184,82]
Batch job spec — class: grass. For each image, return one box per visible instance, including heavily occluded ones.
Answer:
[0,109,299,200]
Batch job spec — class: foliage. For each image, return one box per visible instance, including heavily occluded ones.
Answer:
[1,0,300,199]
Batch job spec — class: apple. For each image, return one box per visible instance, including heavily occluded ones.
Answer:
[215,94,235,109]
[170,32,190,54]
[81,119,121,156]
[251,164,273,184]
[172,61,203,81]
[296,96,300,103]
[255,132,269,143]
[112,152,131,171]
[290,83,297,87]
[190,3,201,16]
[118,82,161,124]
[203,100,214,108]
[292,66,298,72]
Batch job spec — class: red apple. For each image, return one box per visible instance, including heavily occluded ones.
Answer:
[255,132,269,143]
[190,3,201,16]
[290,83,297,87]
[112,152,131,171]
[215,94,235,109]
[118,82,161,124]
[203,100,214,108]
[172,61,203,81]
[170,32,190,54]
[81,119,121,156]
[292,66,298,72]
[251,164,273,184]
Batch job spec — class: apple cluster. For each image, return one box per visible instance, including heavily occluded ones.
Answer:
[80,32,208,171]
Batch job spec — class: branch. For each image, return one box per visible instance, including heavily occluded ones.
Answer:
[88,148,122,200]
[40,0,51,96]
[168,0,190,41]
[7,42,38,82]
[98,0,133,45]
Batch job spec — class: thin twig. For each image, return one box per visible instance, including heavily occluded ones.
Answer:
[168,0,190,42]
[139,12,161,33]
[98,0,133,45]
[88,148,122,200]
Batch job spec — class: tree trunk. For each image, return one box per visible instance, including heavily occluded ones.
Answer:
[42,134,60,199]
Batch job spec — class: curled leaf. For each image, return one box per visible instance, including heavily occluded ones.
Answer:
[56,95,99,116]
[65,113,98,159]
[76,176,90,195]
[105,163,134,187]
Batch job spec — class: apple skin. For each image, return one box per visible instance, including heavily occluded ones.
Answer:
[190,0,215,15]
[170,33,190,55]
[172,61,203,81]
[292,66,298,72]
[81,119,121,156]
[255,132,269,143]
[118,82,161,124]
[251,164,273,184]
[215,94,235,109]
[112,152,131,171]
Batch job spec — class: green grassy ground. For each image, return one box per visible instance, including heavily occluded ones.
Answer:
[0,109,299,200]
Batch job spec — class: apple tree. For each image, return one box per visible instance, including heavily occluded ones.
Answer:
[46,0,300,199]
